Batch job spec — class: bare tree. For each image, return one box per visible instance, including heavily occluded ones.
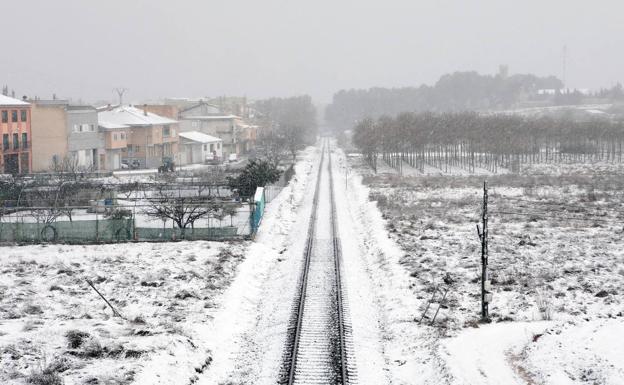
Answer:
[142,185,221,238]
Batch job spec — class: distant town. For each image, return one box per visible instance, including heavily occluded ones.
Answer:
[0,93,263,174]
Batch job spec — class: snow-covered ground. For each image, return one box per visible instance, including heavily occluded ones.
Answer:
[4,142,623,385]
[0,146,316,385]
[348,154,624,384]
[0,241,247,384]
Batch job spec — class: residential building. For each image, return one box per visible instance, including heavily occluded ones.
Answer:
[30,100,103,171]
[0,95,31,174]
[98,106,179,168]
[98,121,129,170]
[178,131,222,165]
[67,105,101,170]
[177,101,257,158]
[30,100,67,171]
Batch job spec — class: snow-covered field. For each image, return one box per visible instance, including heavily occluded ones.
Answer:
[349,153,624,384]
[3,142,623,385]
[0,241,247,384]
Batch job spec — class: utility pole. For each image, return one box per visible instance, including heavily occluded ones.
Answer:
[114,88,128,106]
[477,180,490,322]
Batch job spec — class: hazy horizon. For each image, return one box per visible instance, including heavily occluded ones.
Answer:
[2,0,623,103]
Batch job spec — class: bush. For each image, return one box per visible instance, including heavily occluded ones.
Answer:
[227,160,282,199]
[81,337,104,358]
[65,330,90,349]
[26,371,63,385]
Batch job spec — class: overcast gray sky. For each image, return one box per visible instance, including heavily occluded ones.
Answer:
[2,0,623,103]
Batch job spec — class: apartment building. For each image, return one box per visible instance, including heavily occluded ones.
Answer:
[0,95,31,174]
[98,121,129,170]
[177,101,257,158]
[30,100,102,171]
[98,106,179,168]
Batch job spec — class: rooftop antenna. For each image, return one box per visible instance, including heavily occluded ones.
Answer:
[562,45,567,92]
[114,88,128,106]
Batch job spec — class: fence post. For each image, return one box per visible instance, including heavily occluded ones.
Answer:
[95,209,99,242]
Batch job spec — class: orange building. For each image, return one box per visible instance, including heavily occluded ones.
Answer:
[0,95,31,174]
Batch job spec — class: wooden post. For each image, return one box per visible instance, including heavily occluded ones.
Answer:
[86,278,124,318]
[480,181,490,321]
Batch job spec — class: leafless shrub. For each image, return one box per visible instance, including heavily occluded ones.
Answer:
[535,291,553,321]
[65,330,90,349]
[23,304,44,315]
[81,337,104,358]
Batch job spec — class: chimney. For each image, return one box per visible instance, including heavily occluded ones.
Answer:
[107,104,112,111]
[143,104,148,116]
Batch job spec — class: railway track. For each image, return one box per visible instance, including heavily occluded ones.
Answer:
[280,139,354,385]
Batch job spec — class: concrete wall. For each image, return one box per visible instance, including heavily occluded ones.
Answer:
[30,104,67,172]
[67,108,100,152]
[67,108,102,169]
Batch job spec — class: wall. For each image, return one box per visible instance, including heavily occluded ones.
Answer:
[30,103,67,172]
[124,123,179,168]
[67,107,102,169]
[0,105,32,173]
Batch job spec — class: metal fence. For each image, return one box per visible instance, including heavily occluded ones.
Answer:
[0,204,255,244]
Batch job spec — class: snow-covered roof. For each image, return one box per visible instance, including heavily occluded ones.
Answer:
[99,121,130,130]
[98,106,177,126]
[179,131,222,143]
[181,115,240,121]
[0,94,29,106]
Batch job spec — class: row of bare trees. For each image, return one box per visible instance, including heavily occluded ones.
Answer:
[353,112,624,173]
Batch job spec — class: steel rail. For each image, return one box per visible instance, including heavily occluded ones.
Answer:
[286,140,326,384]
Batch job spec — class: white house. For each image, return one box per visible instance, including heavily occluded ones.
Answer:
[178,131,223,165]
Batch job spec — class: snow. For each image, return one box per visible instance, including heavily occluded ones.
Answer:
[196,145,320,384]
[3,139,624,384]
[98,106,177,126]
[0,241,248,384]
[178,131,222,144]
[345,145,624,384]
[524,319,624,384]
[442,321,552,385]
[0,95,29,106]
[254,186,265,202]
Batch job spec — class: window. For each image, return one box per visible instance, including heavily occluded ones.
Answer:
[203,144,208,151]
[13,133,18,150]
[113,133,118,141]
[210,144,214,152]
[11,110,18,122]
[3,134,9,150]
[135,145,140,152]
[82,124,89,132]
[22,133,27,149]
[1,111,7,123]
[20,110,27,122]
[217,143,221,149]
[163,125,170,137]
[90,124,95,132]
[73,124,79,133]
[120,132,125,139]
[127,144,133,153]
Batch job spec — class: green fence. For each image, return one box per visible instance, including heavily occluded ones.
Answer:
[0,218,242,244]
